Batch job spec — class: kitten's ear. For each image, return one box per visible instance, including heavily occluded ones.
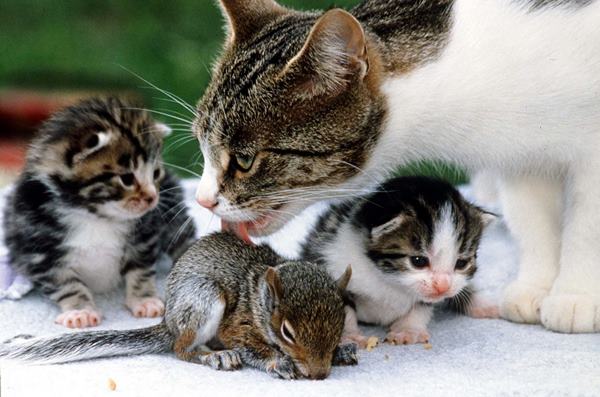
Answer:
[281,8,368,98]
[336,265,352,292]
[154,122,172,138]
[265,267,283,304]
[218,0,287,44]
[73,132,112,163]
[478,209,498,227]
[371,215,407,242]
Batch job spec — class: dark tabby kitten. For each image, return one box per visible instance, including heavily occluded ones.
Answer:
[301,177,497,347]
[2,97,196,328]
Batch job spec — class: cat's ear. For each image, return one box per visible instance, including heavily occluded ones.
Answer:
[336,265,352,292]
[265,267,283,305]
[218,0,287,44]
[281,8,368,98]
[370,215,408,242]
[154,122,172,138]
[73,132,112,163]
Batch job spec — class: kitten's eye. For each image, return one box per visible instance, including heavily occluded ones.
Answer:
[410,256,429,268]
[235,154,255,172]
[280,319,296,345]
[455,259,469,270]
[120,173,135,187]
[153,169,161,180]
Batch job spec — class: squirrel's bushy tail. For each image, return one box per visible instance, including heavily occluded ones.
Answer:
[0,323,172,364]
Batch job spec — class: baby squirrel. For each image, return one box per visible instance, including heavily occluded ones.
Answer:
[0,232,357,380]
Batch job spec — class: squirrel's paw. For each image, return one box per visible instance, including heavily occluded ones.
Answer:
[55,308,102,328]
[126,297,165,318]
[332,343,358,366]
[267,355,299,380]
[385,329,429,345]
[200,350,243,371]
[341,333,371,349]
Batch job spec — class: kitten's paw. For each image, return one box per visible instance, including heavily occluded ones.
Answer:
[385,329,430,345]
[267,356,299,380]
[540,294,600,333]
[126,297,165,318]
[468,302,500,319]
[332,343,359,366]
[341,333,371,349]
[200,350,242,371]
[501,282,549,324]
[55,309,102,328]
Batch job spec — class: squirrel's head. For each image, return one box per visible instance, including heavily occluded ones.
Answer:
[261,262,351,380]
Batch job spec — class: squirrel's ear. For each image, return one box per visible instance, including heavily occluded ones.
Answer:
[280,8,368,98]
[265,267,283,303]
[336,265,352,292]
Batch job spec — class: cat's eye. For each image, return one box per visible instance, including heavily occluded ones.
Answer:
[120,173,135,187]
[455,259,470,270]
[234,154,255,172]
[153,169,161,180]
[280,320,296,345]
[410,256,429,268]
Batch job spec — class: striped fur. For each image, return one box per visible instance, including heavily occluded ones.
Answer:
[2,97,196,327]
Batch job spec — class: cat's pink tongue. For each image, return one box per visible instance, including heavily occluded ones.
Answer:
[221,220,254,245]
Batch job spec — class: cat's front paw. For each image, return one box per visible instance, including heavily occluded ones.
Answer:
[126,297,165,318]
[332,343,358,366]
[267,355,299,380]
[55,308,102,328]
[385,329,430,345]
[200,350,243,371]
[501,281,549,324]
[540,294,600,333]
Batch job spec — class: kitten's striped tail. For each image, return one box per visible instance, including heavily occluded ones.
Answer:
[0,323,172,364]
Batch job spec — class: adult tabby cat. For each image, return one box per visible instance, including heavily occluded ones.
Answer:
[192,0,600,333]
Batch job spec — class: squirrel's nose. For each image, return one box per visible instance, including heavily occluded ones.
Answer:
[308,367,330,380]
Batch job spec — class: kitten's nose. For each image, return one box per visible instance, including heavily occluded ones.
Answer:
[432,276,450,295]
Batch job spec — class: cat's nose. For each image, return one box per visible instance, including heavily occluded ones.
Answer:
[197,196,218,209]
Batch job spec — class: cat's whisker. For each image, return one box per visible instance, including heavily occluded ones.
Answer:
[124,107,194,126]
[161,161,202,178]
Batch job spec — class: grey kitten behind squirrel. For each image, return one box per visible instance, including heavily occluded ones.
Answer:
[2,97,195,328]
[302,176,497,347]
[0,232,357,380]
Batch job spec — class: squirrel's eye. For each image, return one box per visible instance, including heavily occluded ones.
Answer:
[153,168,161,180]
[280,320,296,345]
[410,256,429,268]
[120,173,135,187]
[235,154,255,172]
[455,259,469,270]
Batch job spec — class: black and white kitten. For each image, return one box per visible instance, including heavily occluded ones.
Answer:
[301,176,496,347]
[2,97,196,328]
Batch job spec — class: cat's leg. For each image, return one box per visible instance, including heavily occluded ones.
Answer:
[340,306,371,349]
[44,273,101,328]
[541,163,600,333]
[499,176,562,324]
[121,261,164,318]
[332,343,358,366]
[385,303,432,345]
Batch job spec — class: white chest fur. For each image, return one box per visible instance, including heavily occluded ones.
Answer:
[62,211,131,293]
[322,224,416,326]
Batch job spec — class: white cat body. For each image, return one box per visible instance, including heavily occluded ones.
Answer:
[363,0,600,333]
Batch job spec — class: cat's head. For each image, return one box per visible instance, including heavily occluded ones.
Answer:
[354,177,495,303]
[29,97,171,219]
[193,0,386,236]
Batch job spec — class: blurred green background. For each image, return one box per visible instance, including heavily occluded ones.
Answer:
[0,0,465,183]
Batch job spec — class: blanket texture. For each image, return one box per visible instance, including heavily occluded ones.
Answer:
[0,180,598,397]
